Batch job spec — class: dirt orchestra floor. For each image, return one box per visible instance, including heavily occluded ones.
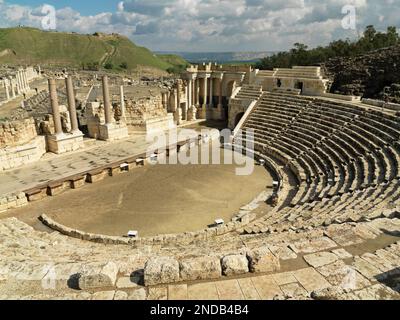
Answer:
[7,147,272,237]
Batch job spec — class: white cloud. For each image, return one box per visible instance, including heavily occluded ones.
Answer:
[0,0,398,51]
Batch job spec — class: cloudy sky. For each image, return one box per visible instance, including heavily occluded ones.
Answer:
[0,0,398,52]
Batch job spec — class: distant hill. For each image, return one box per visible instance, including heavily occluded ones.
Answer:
[156,54,189,73]
[0,27,186,72]
[156,51,276,64]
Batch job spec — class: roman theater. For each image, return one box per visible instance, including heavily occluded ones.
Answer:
[0,62,399,300]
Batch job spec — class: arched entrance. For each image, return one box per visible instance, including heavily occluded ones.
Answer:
[295,81,304,93]
[234,112,245,127]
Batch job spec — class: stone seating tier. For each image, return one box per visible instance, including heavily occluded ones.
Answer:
[236,91,400,234]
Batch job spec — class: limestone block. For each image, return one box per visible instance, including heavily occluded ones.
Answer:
[303,252,339,268]
[25,188,47,202]
[144,256,180,286]
[77,262,118,290]
[86,170,108,183]
[247,246,280,273]
[221,255,249,276]
[47,183,65,196]
[180,256,222,281]
[70,176,86,189]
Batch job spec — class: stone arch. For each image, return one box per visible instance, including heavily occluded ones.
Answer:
[234,112,245,127]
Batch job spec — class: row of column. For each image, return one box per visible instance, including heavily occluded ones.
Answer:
[48,77,80,136]
[2,70,30,102]
[188,77,223,109]
[16,70,30,94]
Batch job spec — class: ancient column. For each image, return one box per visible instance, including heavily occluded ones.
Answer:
[65,76,80,133]
[4,80,10,100]
[20,71,26,92]
[177,81,181,110]
[24,71,30,90]
[202,76,208,109]
[102,75,112,125]
[16,72,21,94]
[209,77,214,108]
[192,79,196,107]
[187,79,192,109]
[218,77,223,107]
[120,85,126,119]
[218,77,225,120]
[193,79,197,106]
[18,71,25,92]
[10,78,16,98]
[48,78,63,135]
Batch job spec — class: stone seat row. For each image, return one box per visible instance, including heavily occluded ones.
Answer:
[236,92,400,233]
[242,181,400,235]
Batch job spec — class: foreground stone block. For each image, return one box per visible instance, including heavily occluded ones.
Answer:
[221,255,249,276]
[303,252,338,268]
[77,262,118,290]
[144,256,180,286]
[247,246,280,273]
[180,256,222,281]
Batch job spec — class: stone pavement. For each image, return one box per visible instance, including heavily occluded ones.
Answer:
[0,217,399,300]
[0,129,201,197]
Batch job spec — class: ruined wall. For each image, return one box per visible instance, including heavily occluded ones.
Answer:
[122,95,175,134]
[0,118,46,171]
[0,118,38,148]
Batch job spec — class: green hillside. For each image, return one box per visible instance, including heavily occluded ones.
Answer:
[0,27,186,72]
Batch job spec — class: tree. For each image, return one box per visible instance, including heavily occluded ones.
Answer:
[255,25,399,70]
[120,62,128,69]
[104,62,113,70]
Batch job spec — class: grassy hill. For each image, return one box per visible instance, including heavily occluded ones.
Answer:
[0,27,187,72]
[156,54,189,73]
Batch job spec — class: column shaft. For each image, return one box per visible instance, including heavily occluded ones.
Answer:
[192,79,195,106]
[48,79,63,135]
[5,82,10,100]
[219,78,223,106]
[11,79,15,98]
[102,76,112,125]
[209,77,213,107]
[187,79,192,108]
[16,72,21,94]
[120,85,126,118]
[24,71,30,90]
[66,76,79,132]
[202,77,208,108]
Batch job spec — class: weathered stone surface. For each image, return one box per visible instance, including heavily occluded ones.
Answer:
[289,237,337,254]
[114,291,129,300]
[303,252,339,268]
[317,260,371,290]
[77,262,118,290]
[247,246,280,273]
[168,284,188,300]
[128,288,147,300]
[311,286,349,300]
[92,290,115,300]
[332,249,353,260]
[293,268,331,293]
[148,287,168,300]
[180,256,222,281]
[221,255,249,276]
[269,245,297,260]
[280,283,309,299]
[116,276,140,289]
[144,256,180,286]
